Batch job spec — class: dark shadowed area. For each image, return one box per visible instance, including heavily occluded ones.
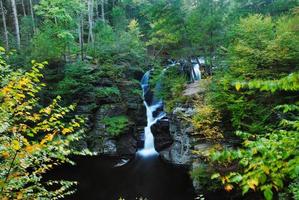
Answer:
[46,154,195,200]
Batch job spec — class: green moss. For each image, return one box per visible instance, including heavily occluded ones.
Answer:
[101,115,129,137]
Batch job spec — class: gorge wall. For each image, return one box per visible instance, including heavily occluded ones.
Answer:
[151,79,215,166]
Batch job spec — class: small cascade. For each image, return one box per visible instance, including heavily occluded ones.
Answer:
[191,57,205,82]
[191,63,201,81]
[138,70,166,157]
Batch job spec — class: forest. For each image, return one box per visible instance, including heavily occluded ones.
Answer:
[0,0,298,199]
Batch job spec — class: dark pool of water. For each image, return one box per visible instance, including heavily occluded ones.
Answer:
[46,154,195,200]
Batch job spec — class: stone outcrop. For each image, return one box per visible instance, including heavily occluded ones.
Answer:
[77,65,147,156]
[151,118,172,151]
[155,107,195,165]
[152,79,212,166]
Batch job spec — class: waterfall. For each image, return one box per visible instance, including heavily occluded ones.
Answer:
[191,57,204,82]
[138,71,166,157]
[191,63,201,81]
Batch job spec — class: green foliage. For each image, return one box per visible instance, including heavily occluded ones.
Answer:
[34,0,82,26]
[209,13,299,133]
[0,50,84,199]
[191,97,223,140]
[101,115,129,137]
[192,11,299,200]
[191,164,211,186]
[90,20,146,65]
[142,0,185,56]
[152,66,188,111]
[112,6,128,31]
[31,23,74,62]
[208,60,299,199]
[95,87,121,98]
[185,0,228,62]
[31,0,83,62]
[230,0,299,17]
[228,14,299,78]
[56,62,94,102]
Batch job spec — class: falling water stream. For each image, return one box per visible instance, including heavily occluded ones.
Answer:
[191,57,204,82]
[138,71,166,157]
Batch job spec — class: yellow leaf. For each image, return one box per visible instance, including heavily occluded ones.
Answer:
[17,192,23,199]
[12,140,21,151]
[44,107,51,115]
[2,152,10,159]
[252,148,258,154]
[25,144,41,153]
[247,179,259,190]
[235,82,241,91]
[225,184,234,192]
[262,166,270,175]
[40,133,55,145]
[22,138,30,146]
[62,128,72,135]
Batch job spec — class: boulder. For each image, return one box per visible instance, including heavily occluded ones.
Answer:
[117,133,137,155]
[151,118,173,151]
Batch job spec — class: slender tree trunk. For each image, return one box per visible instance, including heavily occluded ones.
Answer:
[78,23,82,60]
[95,0,99,19]
[21,0,26,16]
[29,0,36,33]
[0,0,8,49]
[78,13,84,60]
[11,0,20,49]
[88,0,94,45]
[101,0,105,22]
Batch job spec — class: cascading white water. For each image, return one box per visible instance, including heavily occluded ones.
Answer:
[191,63,201,81]
[191,57,204,82]
[138,71,166,157]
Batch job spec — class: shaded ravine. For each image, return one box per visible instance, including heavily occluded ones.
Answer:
[45,69,196,200]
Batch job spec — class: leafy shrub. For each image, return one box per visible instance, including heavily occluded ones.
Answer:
[56,62,94,103]
[95,87,121,98]
[90,20,146,65]
[0,49,84,199]
[101,115,129,137]
[210,74,299,200]
[192,12,299,200]
[152,66,188,112]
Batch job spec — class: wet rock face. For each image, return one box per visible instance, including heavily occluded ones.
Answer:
[151,118,173,151]
[157,107,196,165]
[84,69,147,156]
[117,132,137,156]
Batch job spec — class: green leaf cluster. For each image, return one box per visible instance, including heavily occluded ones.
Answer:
[101,115,129,137]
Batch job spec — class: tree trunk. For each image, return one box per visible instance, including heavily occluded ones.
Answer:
[78,14,84,60]
[21,0,26,16]
[11,0,20,49]
[101,0,105,22]
[0,0,8,49]
[29,0,36,33]
[88,0,94,45]
[95,0,99,19]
